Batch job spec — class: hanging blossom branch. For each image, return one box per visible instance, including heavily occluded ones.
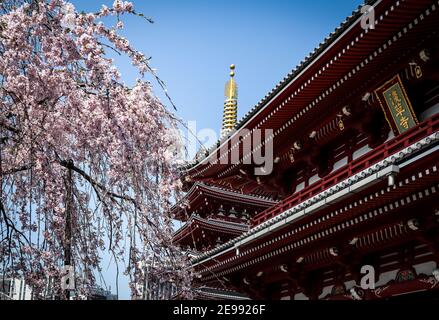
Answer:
[0,0,194,299]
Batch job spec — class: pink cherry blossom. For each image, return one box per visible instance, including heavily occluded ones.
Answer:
[113,0,124,13]
[0,0,192,299]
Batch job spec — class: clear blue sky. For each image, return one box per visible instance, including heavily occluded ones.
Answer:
[71,0,363,300]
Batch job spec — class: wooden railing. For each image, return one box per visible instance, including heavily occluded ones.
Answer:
[252,114,439,226]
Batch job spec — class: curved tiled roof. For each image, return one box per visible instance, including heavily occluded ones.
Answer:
[195,287,250,300]
[171,182,278,218]
[173,214,249,240]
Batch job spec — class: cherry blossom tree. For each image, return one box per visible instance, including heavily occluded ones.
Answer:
[0,0,193,299]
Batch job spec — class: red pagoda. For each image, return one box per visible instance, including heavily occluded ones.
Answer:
[173,0,439,300]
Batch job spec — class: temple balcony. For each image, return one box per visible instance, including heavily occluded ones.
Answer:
[252,114,439,225]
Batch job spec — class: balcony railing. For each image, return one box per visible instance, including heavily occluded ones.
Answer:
[252,114,439,226]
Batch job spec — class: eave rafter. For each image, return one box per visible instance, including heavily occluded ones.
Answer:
[182,0,439,198]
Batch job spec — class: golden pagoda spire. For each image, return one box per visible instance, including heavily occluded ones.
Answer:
[221,64,238,138]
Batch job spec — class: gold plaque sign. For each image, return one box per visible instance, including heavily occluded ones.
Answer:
[374,75,419,135]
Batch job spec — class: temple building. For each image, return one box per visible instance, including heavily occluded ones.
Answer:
[173,0,439,300]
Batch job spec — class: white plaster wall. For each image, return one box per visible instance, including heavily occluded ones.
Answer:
[375,270,399,287]
[294,293,309,300]
[344,280,356,291]
[318,285,333,299]
[384,130,395,143]
[333,157,348,171]
[420,102,439,122]
[309,174,321,185]
[353,145,372,160]
[413,261,437,276]
[295,182,305,193]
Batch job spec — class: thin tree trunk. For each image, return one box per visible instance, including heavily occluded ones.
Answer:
[64,160,73,300]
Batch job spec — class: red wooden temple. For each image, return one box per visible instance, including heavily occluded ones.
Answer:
[173,0,439,300]
[172,183,276,252]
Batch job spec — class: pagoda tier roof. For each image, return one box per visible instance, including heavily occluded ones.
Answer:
[171,183,277,220]
[172,214,249,245]
[189,123,439,274]
[194,287,250,300]
[180,0,438,196]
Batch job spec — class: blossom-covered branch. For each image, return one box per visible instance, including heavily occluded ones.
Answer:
[0,0,193,299]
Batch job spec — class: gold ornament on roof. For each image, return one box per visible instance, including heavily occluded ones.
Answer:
[221,64,239,138]
[225,64,238,100]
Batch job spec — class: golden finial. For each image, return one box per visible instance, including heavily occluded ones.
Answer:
[225,64,238,100]
[222,64,238,138]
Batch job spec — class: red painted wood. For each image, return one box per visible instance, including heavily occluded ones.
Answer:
[253,115,439,225]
